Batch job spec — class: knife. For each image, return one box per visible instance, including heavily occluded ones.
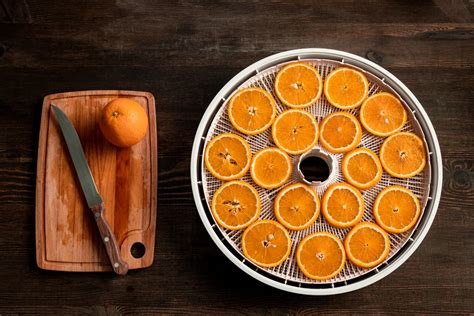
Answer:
[51,104,128,275]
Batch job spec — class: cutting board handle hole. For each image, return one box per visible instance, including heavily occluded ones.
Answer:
[131,242,146,259]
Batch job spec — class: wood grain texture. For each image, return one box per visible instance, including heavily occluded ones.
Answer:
[0,0,473,314]
[36,90,157,272]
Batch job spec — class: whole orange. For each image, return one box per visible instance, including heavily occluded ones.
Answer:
[99,98,149,147]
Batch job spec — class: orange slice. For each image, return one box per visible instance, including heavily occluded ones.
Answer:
[380,132,426,178]
[274,62,323,108]
[324,67,369,109]
[319,112,362,153]
[374,186,421,233]
[296,232,346,280]
[228,87,277,135]
[250,148,292,189]
[360,92,407,137]
[274,183,320,230]
[342,148,383,190]
[345,222,391,268]
[205,133,252,180]
[272,109,318,155]
[322,183,364,228]
[211,181,260,230]
[242,220,292,267]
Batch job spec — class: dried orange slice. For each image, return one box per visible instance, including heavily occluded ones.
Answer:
[342,148,382,190]
[360,92,407,137]
[228,87,277,135]
[250,148,292,189]
[380,132,426,178]
[324,67,369,109]
[345,222,390,268]
[374,186,421,233]
[211,181,260,230]
[274,62,323,108]
[319,112,362,153]
[242,220,292,267]
[204,133,252,180]
[272,109,318,155]
[274,183,320,230]
[296,232,346,280]
[322,183,364,228]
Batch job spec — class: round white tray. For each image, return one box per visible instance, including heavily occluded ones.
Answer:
[191,49,442,295]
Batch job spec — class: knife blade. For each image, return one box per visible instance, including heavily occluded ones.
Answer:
[51,104,128,275]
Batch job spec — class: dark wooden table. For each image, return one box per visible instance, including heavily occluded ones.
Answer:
[1,0,473,314]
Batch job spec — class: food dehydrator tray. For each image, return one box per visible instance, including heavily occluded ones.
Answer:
[191,49,442,295]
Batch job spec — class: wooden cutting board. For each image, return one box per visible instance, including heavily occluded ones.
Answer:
[36,90,157,272]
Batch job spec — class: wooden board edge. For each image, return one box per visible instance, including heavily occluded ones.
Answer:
[45,90,154,100]
[35,95,51,270]
[144,91,157,268]
[38,260,113,272]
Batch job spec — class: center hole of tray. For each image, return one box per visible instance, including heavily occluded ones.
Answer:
[298,148,334,186]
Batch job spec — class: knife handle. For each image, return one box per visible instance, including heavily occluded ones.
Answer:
[91,203,129,275]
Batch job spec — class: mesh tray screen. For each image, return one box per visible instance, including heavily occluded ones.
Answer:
[201,59,430,284]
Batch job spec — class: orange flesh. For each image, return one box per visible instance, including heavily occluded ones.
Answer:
[326,188,361,223]
[277,187,317,227]
[298,235,344,279]
[243,222,290,266]
[276,64,320,105]
[273,111,317,153]
[377,190,419,230]
[213,183,258,228]
[347,226,387,265]
[381,133,425,176]
[230,89,275,132]
[252,151,290,186]
[362,93,406,134]
[346,152,378,185]
[326,69,367,107]
[322,115,358,148]
[207,136,249,177]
